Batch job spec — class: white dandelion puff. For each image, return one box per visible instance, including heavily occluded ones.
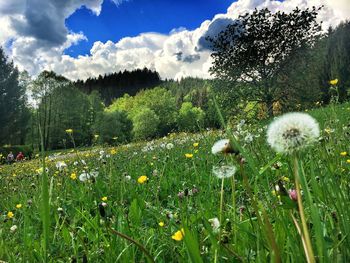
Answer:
[55,161,67,171]
[212,165,237,179]
[208,217,220,233]
[166,143,174,150]
[267,112,320,154]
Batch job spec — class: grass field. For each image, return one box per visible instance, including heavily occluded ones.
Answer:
[0,102,350,262]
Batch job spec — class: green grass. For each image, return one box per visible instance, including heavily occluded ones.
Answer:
[0,102,350,262]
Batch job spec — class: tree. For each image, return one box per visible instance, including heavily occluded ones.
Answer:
[0,47,28,145]
[93,111,132,144]
[132,108,160,140]
[177,102,205,132]
[209,7,322,116]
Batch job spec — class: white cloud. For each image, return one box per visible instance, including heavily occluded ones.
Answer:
[2,0,350,81]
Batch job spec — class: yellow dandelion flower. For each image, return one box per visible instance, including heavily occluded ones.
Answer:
[193,142,199,147]
[185,153,193,158]
[7,211,14,218]
[110,148,117,155]
[65,129,73,134]
[281,176,290,182]
[12,173,17,177]
[159,221,165,227]
[172,228,184,241]
[329,79,338,85]
[16,204,22,209]
[70,173,77,180]
[138,175,148,184]
[346,159,350,164]
[101,196,108,201]
[340,152,347,156]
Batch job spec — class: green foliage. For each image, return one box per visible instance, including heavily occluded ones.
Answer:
[0,145,33,163]
[209,7,322,116]
[93,111,132,144]
[132,108,160,140]
[0,47,29,145]
[177,102,205,132]
[108,87,178,136]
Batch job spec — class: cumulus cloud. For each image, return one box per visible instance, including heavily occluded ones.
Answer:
[2,0,350,81]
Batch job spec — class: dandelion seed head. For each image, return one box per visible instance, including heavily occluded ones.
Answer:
[212,165,237,179]
[267,112,320,154]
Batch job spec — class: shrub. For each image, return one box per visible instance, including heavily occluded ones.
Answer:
[132,108,160,140]
[0,145,33,163]
[177,102,205,132]
[94,111,133,145]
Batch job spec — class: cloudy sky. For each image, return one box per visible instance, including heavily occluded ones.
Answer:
[1,0,349,81]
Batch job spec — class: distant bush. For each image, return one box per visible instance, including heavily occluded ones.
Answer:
[132,108,160,140]
[177,102,205,132]
[93,111,133,145]
[0,145,33,163]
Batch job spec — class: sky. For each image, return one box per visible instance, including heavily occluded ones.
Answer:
[0,0,349,81]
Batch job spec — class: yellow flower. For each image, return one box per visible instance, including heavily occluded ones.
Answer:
[70,173,77,180]
[324,128,332,134]
[16,204,22,209]
[159,221,165,227]
[94,134,99,139]
[110,148,117,155]
[185,153,193,158]
[281,176,290,182]
[329,79,338,85]
[340,152,347,156]
[7,211,14,218]
[347,159,350,164]
[172,228,184,241]
[65,129,73,134]
[193,142,199,147]
[12,173,17,177]
[138,175,148,184]
[101,196,108,201]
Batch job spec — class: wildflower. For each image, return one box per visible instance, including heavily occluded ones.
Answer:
[138,175,148,184]
[211,139,238,155]
[281,176,290,182]
[159,221,165,227]
[94,134,99,139]
[212,165,237,179]
[7,211,14,219]
[101,196,108,201]
[208,217,220,233]
[79,171,98,182]
[347,159,350,164]
[70,173,77,180]
[185,153,193,158]
[55,161,67,171]
[166,143,174,150]
[172,228,185,241]
[10,225,18,233]
[177,191,185,199]
[57,207,64,213]
[15,204,22,209]
[193,142,199,147]
[65,129,73,134]
[340,152,347,156]
[288,189,298,201]
[110,148,117,155]
[267,112,320,154]
[329,79,338,85]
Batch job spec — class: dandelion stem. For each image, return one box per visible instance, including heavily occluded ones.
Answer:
[214,177,225,263]
[293,155,315,263]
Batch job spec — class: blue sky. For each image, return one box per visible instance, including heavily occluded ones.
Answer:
[65,0,235,57]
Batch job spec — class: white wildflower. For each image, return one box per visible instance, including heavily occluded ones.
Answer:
[55,161,67,171]
[212,165,237,179]
[267,112,320,154]
[166,143,174,150]
[211,139,230,154]
[10,225,18,233]
[208,218,220,233]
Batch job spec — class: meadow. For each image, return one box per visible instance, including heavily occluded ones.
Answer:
[0,102,350,263]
